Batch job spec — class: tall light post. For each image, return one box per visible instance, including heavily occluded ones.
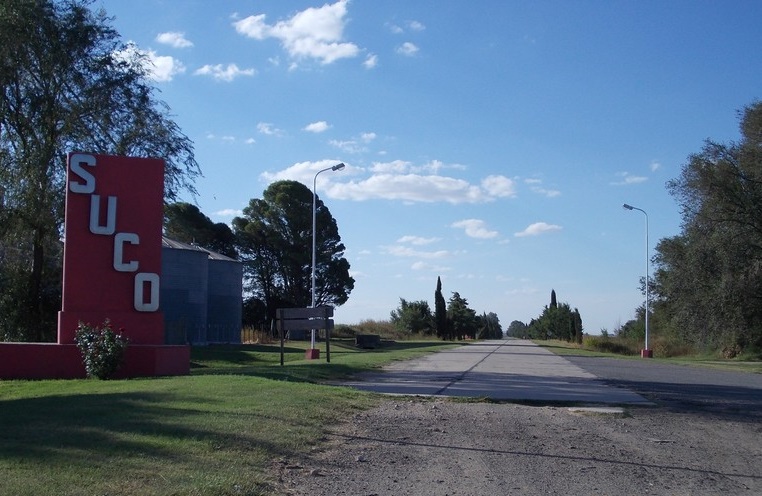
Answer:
[309,163,345,354]
[623,203,652,358]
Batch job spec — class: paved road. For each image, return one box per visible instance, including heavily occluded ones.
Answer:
[342,339,652,404]
[564,353,762,417]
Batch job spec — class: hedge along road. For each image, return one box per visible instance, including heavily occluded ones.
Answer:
[340,339,652,405]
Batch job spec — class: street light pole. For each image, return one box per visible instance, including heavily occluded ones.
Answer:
[623,203,651,358]
[310,163,345,353]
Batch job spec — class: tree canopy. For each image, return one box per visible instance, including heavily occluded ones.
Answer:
[390,298,434,335]
[651,102,762,352]
[232,180,354,325]
[0,0,199,341]
[164,202,236,258]
[526,289,582,342]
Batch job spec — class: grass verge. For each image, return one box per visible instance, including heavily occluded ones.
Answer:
[535,339,762,373]
[0,339,456,496]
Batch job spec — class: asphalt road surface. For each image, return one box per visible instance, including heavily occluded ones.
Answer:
[563,353,762,419]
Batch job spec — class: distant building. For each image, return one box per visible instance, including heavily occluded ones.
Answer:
[161,237,242,345]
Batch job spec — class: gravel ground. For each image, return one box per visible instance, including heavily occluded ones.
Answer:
[274,397,762,495]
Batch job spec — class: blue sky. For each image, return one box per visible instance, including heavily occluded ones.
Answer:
[96,0,761,333]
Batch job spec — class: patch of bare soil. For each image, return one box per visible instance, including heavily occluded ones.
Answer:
[274,398,762,495]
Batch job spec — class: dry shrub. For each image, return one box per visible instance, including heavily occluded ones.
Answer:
[241,327,276,344]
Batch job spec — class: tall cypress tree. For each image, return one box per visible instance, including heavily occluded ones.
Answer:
[434,276,449,339]
[550,289,558,309]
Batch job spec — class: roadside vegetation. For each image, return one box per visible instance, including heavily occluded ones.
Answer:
[0,339,457,496]
[534,337,762,373]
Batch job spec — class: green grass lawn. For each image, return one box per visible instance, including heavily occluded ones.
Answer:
[535,339,762,373]
[0,339,456,496]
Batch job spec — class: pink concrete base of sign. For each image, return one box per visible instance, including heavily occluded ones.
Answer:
[641,349,653,358]
[0,343,190,379]
[305,348,320,360]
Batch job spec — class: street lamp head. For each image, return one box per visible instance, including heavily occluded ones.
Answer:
[623,203,634,210]
[332,163,345,171]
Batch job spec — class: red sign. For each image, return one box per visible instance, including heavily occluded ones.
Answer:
[58,153,165,345]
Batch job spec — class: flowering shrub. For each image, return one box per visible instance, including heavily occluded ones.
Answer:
[74,320,129,379]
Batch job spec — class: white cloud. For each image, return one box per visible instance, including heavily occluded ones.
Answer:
[257,122,284,136]
[115,43,185,82]
[371,160,410,174]
[397,235,440,245]
[411,261,450,272]
[214,208,243,218]
[611,172,648,186]
[329,139,365,154]
[329,174,482,203]
[156,32,194,48]
[304,121,330,133]
[514,222,562,237]
[364,54,378,69]
[261,161,517,205]
[451,219,499,239]
[524,177,560,197]
[149,52,186,82]
[385,245,449,259]
[650,161,661,172]
[408,20,426,31]
[194,63,255,82]
[259,159,349,186]
[245,137,256,145]
[361,132,377,143]
[397,42,419,56]
[233,0,360,66]
[481,175,517,198]
[389,20,425,34]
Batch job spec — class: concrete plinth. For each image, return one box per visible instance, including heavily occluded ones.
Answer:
[305,348,320,360]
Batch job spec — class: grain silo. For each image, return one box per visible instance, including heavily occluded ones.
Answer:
[161,237,242,345]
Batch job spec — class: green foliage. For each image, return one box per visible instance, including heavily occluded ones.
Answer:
[447,292,479,340]
[526,290,583,342]
[74,320,128,379]
[390,298,435,335]
[653,102,762,352]
[0,0,199,341]
[164,202,236,258]
[506,320,528,338]
[476,312,503,339]
[232,180,354,325]
[582,335,639,356]
[434,276,448,339]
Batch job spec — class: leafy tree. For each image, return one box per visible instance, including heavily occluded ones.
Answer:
[390,298,434,335]
[506,320,528,338]
[232,180,354,324]
[476,312,503,339]
[526,290,583,341]
[652,102,762,352]
[164,202,236,258]
[0,0,199,341]
[434,276,449,339]
[447,292,478,340]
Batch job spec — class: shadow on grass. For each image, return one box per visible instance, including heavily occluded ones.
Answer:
[188,340,457,384]
[0,391,299,471]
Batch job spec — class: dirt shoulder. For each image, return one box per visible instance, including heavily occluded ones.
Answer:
[275,398,762,495]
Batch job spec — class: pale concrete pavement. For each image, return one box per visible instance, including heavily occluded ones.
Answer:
[341,339,651,405]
